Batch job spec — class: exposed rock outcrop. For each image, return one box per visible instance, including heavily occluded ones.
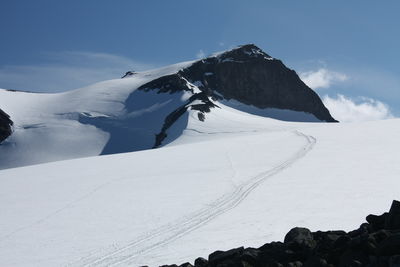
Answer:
[0,108,13,143]
[153,91,219,148]
[156,200,400,267]
[139,44,337,123]
[182,44,336,122]
[138,74,220,148]
[121,71,137,78]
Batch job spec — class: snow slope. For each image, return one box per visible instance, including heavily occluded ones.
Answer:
[0,58,321,170]
[0,61,194,169]
[0,101,399,266]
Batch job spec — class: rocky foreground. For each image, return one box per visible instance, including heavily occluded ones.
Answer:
[155,200,400,267]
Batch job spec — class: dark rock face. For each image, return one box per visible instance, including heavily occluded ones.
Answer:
[181,44,337,122]
[121,71,137,78]
[138,74,220,148]
[0,108,13,143]
[139,44,336,122]
[385,200,400,230]
[209,247,245,266]
[159,200,400,267]
[194,257,208,267]
[138,74,191,94]
[152,91,220,148]
[284,227,317,252]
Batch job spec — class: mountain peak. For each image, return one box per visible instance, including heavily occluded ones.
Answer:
[137,44,337,125]
[209,44,274,62]
[176,45,337,122]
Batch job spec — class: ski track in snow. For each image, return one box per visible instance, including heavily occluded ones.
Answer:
[72,131,316,267]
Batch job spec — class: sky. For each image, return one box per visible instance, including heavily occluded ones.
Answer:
[1,1,399,122]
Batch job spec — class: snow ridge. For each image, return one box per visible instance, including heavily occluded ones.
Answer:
[72,131,316,267]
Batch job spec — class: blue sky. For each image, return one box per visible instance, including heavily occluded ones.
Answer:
[1,1,399,121]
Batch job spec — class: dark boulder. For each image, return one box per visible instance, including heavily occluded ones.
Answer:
[347,223,371,238]
[371,229,391,244]
[333,235,352,250]
[194,257,208,267]
[377,234,400,256]
[338,247,369,266]
[240,248,261,266]
[259,243,298,265]
[313,230,346,251]
[385,200,400,230]
[303,256,328,267]
[389,255,400,267]
[367,213,388,231]
[287,261,303,267]
[284,228,316,250]
[208,247,244,267]
[0,108,13,143]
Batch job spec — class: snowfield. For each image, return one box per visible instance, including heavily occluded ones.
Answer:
[1,110,399,266]
[0,61,194,169]
[0,63,399,266]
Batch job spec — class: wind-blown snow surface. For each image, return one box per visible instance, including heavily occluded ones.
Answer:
[0,100,399,266]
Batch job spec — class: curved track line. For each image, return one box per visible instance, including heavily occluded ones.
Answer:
[74,131,316,267]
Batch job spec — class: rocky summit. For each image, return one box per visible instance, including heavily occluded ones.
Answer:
[137,44,337,123]
[154,200,400,267]
[0,108,12,143]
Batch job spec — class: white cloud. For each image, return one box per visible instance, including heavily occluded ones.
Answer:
[0,51,155,93]
[323,94,393,122]
[196,49,206,59]
[300,68,348,89]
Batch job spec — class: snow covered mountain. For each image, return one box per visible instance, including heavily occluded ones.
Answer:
[1,44,398,267]
[0,44,335,169]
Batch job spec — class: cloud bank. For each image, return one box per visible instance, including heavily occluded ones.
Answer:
[300,68,348,89]
[323,94,393,122]
[0,51,154,93]
[299,67,395,122]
